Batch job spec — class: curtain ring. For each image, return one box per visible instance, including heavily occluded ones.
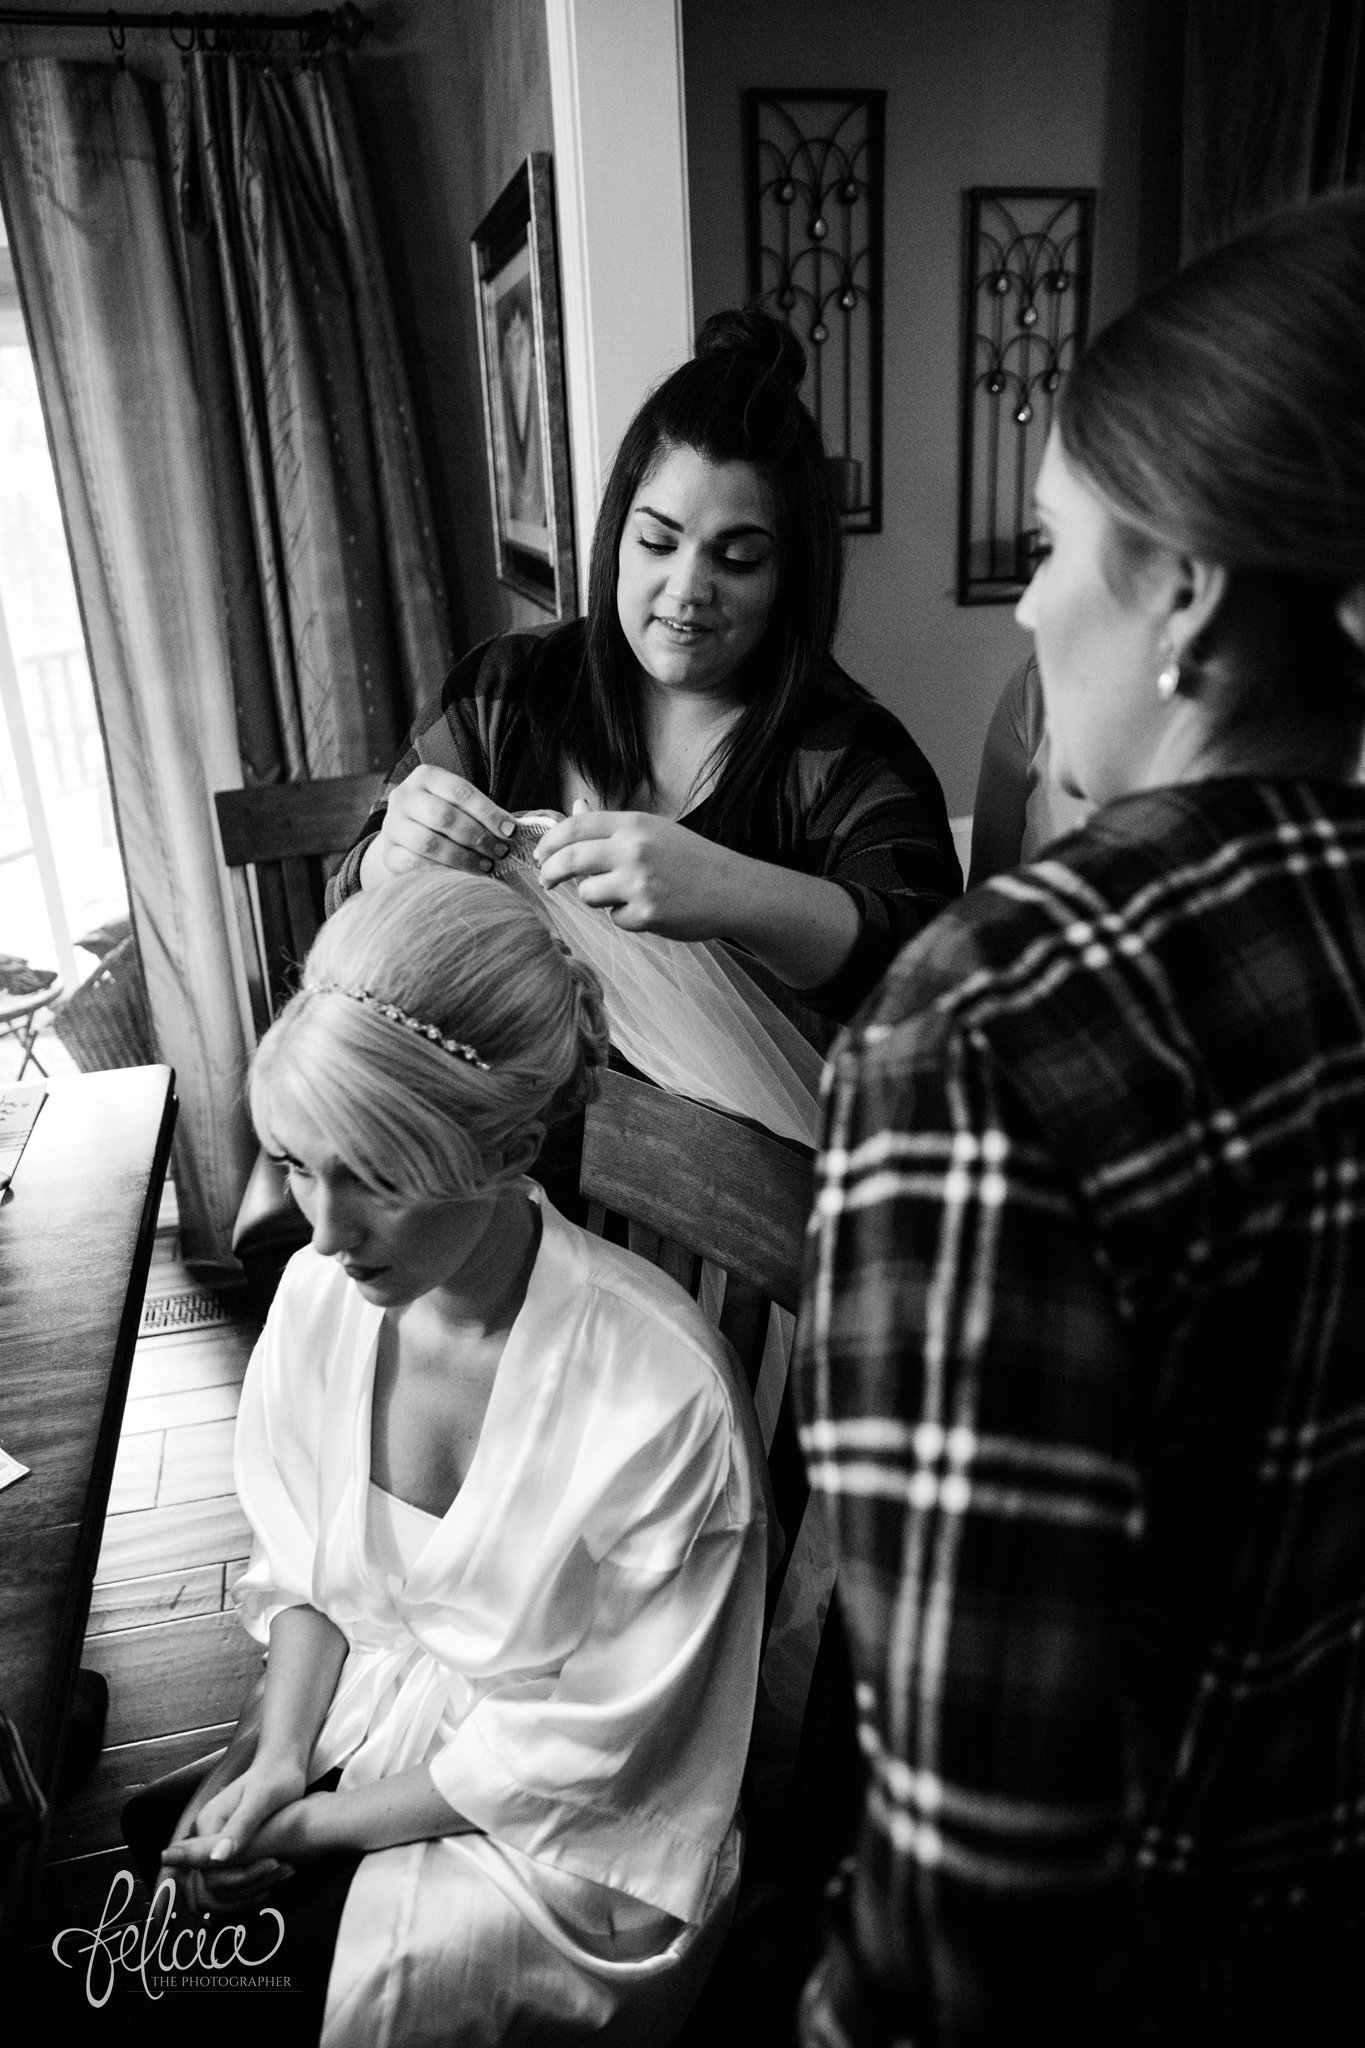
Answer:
[106,14,126,69]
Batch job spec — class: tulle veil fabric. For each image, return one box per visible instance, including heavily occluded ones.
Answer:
[500,814,825,1149]
[501,814,833,1750]
[501,815,834,1744]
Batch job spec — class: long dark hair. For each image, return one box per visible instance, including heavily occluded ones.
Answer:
[535,308,843,841]
[1058,191,1365,719]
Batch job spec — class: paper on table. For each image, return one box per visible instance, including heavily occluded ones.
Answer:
[0,1446,31,1492]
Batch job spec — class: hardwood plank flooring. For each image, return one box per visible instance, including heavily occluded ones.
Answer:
[47,1722,236,1861]
[95,1493,253,1581]
[125,1322,254,1401]
[85,1561,226,1636]
[106,1429,163,1513]
[155,1415,237,1503]
[82,1611,263,1747]
[120,1378,244,1436]
[30,1204,266,1969]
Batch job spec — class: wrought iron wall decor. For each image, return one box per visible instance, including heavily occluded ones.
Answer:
[746,89,885,534]
[957,188,1094,605]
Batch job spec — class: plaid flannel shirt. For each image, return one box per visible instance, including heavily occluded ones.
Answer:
[326,619,962,1020]
[795,778,1365,2044]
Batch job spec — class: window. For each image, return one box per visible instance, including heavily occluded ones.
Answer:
[0,207,128,1011]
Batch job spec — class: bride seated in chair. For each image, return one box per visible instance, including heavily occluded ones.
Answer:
[124,867,769,2047]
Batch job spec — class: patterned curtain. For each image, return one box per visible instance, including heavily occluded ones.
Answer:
[0,55,453,1257]
[1184,0,1365,255]
[171,55,452,783]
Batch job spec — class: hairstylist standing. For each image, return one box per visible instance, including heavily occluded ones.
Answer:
[328,310,959,1023]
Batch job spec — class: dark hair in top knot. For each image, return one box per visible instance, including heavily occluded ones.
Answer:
[535,304,843,844]
[694,306,808,396]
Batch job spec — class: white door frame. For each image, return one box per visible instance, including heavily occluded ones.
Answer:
[545,0,695,602]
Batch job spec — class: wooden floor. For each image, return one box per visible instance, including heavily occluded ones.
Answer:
[26,1185,265,1957]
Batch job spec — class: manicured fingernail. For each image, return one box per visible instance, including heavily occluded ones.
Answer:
[209,1839,234,1863]
[480,859,493,874]
[499,819,515,836]
[492,840,509,857]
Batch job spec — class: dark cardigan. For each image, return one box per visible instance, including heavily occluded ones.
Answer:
[327,619,961,1020]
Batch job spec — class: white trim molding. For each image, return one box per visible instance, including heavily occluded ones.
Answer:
[545,0,694,601]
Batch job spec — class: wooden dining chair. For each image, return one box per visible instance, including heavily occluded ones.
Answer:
[214,771,383,1039]
[580,1069,862,2047]
[213,772,383,1314]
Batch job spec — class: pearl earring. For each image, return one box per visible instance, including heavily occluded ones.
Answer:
[1156,652,1180,702]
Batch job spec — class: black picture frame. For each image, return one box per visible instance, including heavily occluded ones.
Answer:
[471,155,577,615]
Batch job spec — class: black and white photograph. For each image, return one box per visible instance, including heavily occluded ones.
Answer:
[1,4,1361,2045]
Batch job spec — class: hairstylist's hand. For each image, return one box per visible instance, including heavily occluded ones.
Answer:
[361,765,518,888]
[535,801,738,940]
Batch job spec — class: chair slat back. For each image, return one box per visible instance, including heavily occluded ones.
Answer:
[581,1069,816,1612]
[214,774,383,1037]
[580,1069,813,1308]
[594,1073,862,2043]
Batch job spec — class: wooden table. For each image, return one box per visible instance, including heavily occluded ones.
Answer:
[0,1066,176,1950]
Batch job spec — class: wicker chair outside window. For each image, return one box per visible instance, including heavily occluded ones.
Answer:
[49,923,156,1074]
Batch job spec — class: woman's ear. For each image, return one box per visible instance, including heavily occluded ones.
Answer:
[1164,556,1228,662]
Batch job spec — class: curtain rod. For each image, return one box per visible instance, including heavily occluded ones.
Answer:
[0,5,370,47]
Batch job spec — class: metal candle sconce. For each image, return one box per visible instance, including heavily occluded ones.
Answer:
[957,188,1094,604]
[745,89,885,534]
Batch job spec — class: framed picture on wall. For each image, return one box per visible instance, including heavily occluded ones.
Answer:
[471,154,577,616]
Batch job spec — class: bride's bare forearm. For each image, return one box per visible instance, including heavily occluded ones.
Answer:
[307,1766,475,1855]
[255,1604,350,1769]
[245,1765,477,1863]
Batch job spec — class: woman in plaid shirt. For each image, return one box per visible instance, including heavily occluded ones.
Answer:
[796,192,1365,2045]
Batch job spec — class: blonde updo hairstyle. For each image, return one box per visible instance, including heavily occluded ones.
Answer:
[250,869,610,1201]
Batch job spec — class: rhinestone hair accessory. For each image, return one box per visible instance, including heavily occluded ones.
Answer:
[304,981,491,1070]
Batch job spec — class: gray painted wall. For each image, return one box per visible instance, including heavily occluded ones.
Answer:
[682,0,1182,813]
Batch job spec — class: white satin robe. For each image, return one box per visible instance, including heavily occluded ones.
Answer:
[231,1188,768,2047]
